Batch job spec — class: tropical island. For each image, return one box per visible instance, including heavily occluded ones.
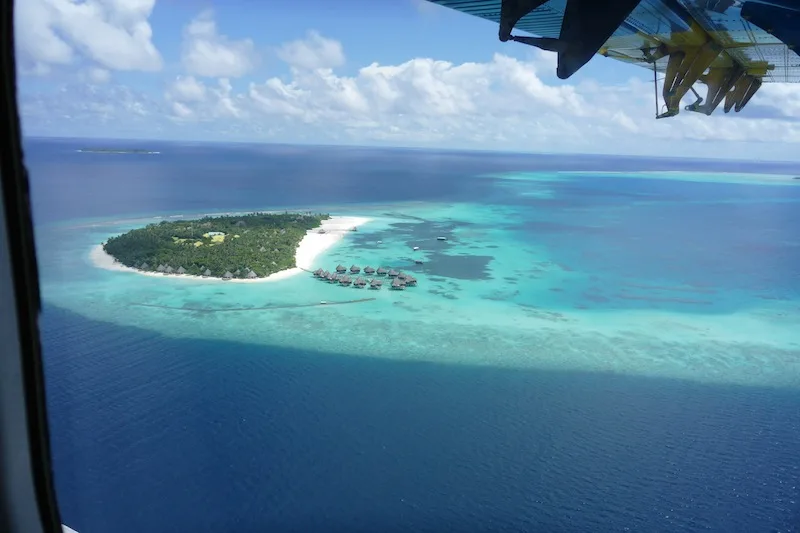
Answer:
[102,212,331,279]
[77,148,160,154]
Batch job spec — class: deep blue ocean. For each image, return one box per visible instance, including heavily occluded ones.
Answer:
[27,138,800,533]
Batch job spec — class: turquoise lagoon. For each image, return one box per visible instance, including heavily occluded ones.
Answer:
[35,171,800,388]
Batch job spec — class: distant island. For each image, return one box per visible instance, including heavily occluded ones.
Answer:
[103,213,330,279]
[77,148,160,154]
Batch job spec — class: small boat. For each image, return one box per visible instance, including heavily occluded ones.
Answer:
[320,301,328,305]
[377,240,383,244]
[437,236,447,241]
[415,260,423,264]
[413,246,419,251]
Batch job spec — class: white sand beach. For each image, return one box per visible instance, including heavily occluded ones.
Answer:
[90,215,371,283]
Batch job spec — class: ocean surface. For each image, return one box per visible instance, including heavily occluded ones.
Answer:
[27,137,800,532]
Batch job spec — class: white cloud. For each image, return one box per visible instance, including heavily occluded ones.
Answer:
[181,10,257,78]
[276,31,345,70]
[15,0,73,71]
[172,101,193,119]
[15,0,162,73]
[167,76,207,103]
[19,81,166,138]
[17,30,800,159]
[166,76,244,122]
[87,67,111,84]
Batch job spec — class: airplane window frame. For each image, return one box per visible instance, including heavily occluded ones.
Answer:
[0,0,63,531]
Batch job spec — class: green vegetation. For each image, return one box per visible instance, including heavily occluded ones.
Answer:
[103,213,329,278]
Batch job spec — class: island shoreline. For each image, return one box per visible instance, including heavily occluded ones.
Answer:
[90,215,371,283]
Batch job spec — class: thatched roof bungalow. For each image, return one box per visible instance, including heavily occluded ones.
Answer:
[223,271,233,279]
[388,269,399,278]
[335,264,346,273]
[339,275,352,286]
[376,267,387,276]
[176,266,186,274]
[246,271,258,279]
[350,265,361,273]
[369,279,382,289]
[364,266,375,275]
[390,279,405,290]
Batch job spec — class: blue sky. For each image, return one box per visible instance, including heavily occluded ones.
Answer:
[14,0,800,159]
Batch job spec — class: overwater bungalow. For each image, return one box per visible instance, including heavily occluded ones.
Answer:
[376,267,388,276]
[405,276,417,286]
[203,268,211,277]
[397,272,407,281]
[246,271,258,279]
[313,268,324,277]
[364,266,375,275]
[164,266,175,274]
[335,264,346,273]
[339,275,352,286]
[176,266,187,274]
[223,271,233,280]
[354,277,367,288]
[350,265,361,274]
[369,279,383,290]
[327,273,338,283]
[388,269,399,278]
[390,279,405,290]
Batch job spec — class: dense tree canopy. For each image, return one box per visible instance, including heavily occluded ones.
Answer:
[103,212,329,278]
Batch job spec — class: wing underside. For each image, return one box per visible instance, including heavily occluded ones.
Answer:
[426,0,800,118]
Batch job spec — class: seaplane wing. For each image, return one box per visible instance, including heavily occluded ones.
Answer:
[425,0,800,118]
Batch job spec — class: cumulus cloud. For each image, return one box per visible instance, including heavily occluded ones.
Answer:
[276,31,345,70]
[17,29,800,158]
[15,0,162,73]
[19,80,166,138]
[165,76,245,122]
[181,10,258,78]
[87,67,111,84]
[167,76,207,103]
